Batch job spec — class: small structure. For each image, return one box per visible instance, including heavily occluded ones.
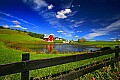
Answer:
[78,38,86,42]
[63,40,70,44]
[44,34,54,42]
[55,37,63,40]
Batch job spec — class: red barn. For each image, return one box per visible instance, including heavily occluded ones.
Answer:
[44,34,54,42]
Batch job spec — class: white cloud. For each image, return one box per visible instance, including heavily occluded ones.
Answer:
[74,36,79,38]
[118,35,120,36]
[50,33,54,36]
[62,32,66,34]
[56,9,72,19]
[2,25,9,28]
[64,9,72,14]
[85,33,104,39]
[22,27,27,30]
[56,13,67,19]
[71,20,85,28]
[48,4,54,10]
[77,31,82,32]
[84,19,120,39]
[75,21,85,25]
[12,20,20,24]
[57,30,63,33]
[110,38,116,40]
[13,25,22,28]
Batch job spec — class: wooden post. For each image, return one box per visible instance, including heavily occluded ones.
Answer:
[21,53,29,80]
[115,46,119,72]
[111,46,119,72]
[115,46,119,58]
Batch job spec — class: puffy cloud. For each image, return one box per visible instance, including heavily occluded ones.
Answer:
[12,20,20,24]
[64,9,72,14]
[84,19,120,39]
[48,4,54,10]
[56,9,72,19]
[56,13,67,19]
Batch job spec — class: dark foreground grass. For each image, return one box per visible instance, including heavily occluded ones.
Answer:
[77,62,120,80]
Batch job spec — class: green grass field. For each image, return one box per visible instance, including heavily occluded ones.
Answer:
[0,28,120,80]
[0,29,43,43]
[71,41,120,48]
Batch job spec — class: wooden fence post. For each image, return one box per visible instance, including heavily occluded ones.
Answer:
[115,46,119,72]
[21,53,29,80]
[115,46,119,58]
[111,46,119,72]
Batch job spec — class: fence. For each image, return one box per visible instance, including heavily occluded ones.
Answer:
[0,46,120,80]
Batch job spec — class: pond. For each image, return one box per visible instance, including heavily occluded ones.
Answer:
[32,44,100,53]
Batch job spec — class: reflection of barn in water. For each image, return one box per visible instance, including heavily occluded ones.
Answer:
[43,34,54,42]
[44,44,53,53]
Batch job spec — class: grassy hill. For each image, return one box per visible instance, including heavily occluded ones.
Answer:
[0,29,43,64]
[0,29,43,43]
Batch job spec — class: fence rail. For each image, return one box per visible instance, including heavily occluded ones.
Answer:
[0,46,120,80]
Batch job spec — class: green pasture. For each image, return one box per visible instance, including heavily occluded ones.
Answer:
[71,41,120,48]
[0,29,43,43]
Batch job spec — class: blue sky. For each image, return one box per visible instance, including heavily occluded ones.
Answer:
[0,0,120,41]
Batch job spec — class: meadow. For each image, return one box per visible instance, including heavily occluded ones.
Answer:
[71,41,120,48]
[0,28,120,80]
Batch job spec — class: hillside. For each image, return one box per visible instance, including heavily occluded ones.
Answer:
[0,29,43,43]
[0,28,47,57]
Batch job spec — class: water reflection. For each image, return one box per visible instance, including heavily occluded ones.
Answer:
[34,44,100,53]
[44,44,53,52]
